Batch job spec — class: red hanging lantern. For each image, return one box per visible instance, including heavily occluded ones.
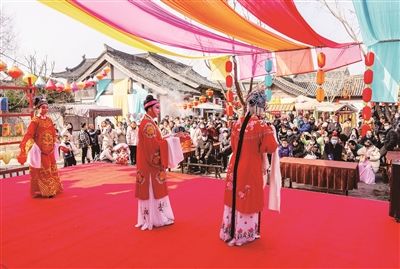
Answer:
[365,51,375,66]
[193,100,199,106]
[362,106,372,120]
[199,95,207,103]
[316,70,325,85]
[56,82,64,92]
[206,88,214,97]
[45,79,56,91]
[317,52,326,68]
[226,75,233,88]
[360,124,371,137]
[0,60,7,72]
[364,69,373,84]
[7,66,23,79]
[225,60,233,73]
[362,87,372,102]
[226,88,234,103]
[226,105,233,117]
[85,80,95,88]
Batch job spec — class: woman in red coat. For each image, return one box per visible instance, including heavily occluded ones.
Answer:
[135,95,174,230]
[220,90,281,246]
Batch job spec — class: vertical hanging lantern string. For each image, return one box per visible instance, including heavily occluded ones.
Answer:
[264,58,273,103]
[361,51,375,136]
[225,58,234,118]
[315,52,326,102]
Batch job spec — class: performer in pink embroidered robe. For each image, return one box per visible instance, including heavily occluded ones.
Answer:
[220,90,281,246]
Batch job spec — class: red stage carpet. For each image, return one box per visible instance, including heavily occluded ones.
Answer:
[1,163,399,268]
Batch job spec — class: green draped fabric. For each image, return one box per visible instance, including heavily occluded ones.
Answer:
[353,0,400,102]
[95,79,112,101]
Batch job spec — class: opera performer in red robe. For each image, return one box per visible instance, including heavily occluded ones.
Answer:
[135,95,174,230]
[17,96,62,198]
[220,90,282,246]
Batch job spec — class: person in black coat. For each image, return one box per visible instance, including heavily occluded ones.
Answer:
[380,122,399,157]
[291,139,306,158]
[323,135,344,161]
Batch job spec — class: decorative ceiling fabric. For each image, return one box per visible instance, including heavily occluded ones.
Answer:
[236,52,273,80]
[38,0,222,59]
[316,44,362,72]
[161,0,307,51]
[70,0,264,55]
[237,0,346,48]
[275,49,314,77]
[237,44,362,80]
[353,0,400,103]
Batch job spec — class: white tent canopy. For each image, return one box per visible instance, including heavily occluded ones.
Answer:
[195,102,223,111]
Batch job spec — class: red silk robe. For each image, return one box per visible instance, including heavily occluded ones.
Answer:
[20,116,62,196]
[135,114,169,200]
[224,116,278,214]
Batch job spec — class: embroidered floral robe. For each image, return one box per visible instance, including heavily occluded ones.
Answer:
[224,116,278,214]
[20,116,62,196]
[136,114,168,200]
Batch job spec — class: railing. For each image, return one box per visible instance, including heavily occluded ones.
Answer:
[0,81,36,147]
[0,166,29,179]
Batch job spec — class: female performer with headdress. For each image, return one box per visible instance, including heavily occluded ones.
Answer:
[17,95,63,198]
[135,95,174,230]
[220,90,282,246]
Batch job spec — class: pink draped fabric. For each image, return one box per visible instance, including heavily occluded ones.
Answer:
[71,0,263,55]
[316,44,363,71]
[237,52,274,80]
[238,0,350,48]
[237,44,362,79]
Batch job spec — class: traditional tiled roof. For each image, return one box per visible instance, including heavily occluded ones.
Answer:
[52,45,220,95]
[274,68,365,98]
[104,46,200,94]
[52,56,97,80]
[145,52,219,89]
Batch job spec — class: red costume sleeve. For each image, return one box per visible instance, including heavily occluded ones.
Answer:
[160,139,169,168]
[260,124,278,154]
[19,117,38,153]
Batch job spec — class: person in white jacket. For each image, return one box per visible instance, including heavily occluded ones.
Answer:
[126,121,139,165]
[357,139,380,184]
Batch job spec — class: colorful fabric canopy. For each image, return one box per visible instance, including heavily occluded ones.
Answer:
[237,44,362,80]
[238,0,344,47]
[161,0,306,51]
[38,0,222,59]
[69,0,263,55]
[353,0,400,103]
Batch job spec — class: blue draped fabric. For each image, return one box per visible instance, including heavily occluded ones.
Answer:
[131,85,147,118]
[95,79,112,101]
[353,0,400,102]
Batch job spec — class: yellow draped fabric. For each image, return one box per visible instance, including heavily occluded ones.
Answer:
[38,0,221,59]
[113,79,130,121]
[161,0,307,51]
[209,56,231,81]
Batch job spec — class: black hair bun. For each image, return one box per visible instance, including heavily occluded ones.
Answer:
[144,95,156,104]
[34,96,42,107]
